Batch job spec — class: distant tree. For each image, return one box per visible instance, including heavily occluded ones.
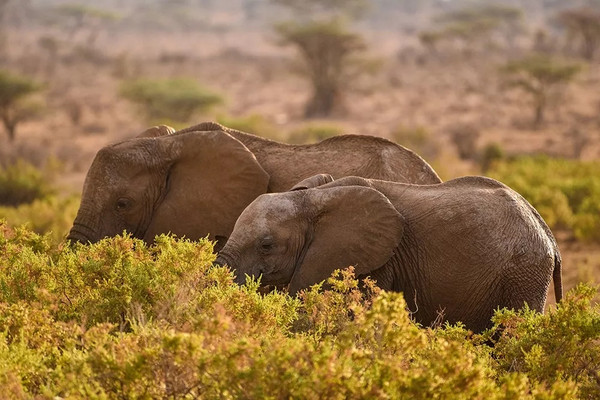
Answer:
[276,20,366,117]
[0,70,43,142]
[558,8,600,61]
[500,54,581,127]
[271,0,371,117]
[119,78,222,124]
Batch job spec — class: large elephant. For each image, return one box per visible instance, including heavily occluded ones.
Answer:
[67,122,441,247]
[216,175,563,333]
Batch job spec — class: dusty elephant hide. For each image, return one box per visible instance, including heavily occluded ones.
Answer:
[217,175,562,333]
[68,122,441,248]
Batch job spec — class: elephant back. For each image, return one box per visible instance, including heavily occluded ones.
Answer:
[247,134,442,192]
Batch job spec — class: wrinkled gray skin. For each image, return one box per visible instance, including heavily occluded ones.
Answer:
[67,122,440,247]
[217,175,562,333]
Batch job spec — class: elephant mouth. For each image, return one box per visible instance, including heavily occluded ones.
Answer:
[215,253,288,288]
[214,253,232,268]
[259,275,291,287]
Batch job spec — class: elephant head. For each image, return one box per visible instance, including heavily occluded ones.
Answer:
[67,129,269,246]
[217,184,404,295]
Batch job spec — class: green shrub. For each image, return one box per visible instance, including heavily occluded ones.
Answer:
[574,195,600,242]
[0,224,53,305]
[480,142,504,172]
[489,156,600,241]
[490,284,600,399]
[0,195,79,245]
[0,161,54,207]
[119,77,222,124]
[391,125,440,160]
[0,223,598,398]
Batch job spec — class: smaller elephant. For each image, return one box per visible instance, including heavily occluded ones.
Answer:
[216,175,562,333]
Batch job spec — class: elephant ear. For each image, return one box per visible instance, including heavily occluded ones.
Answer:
[144,130,270,244]
[288,186,405,295]
[136,125,176,138]
[289,174,334,191]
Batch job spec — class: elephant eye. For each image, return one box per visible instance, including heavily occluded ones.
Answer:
[115,197,133,211]
[262,243,273,251]
[259,236,275,254]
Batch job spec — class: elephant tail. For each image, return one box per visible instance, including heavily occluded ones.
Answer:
[553,251,563,303]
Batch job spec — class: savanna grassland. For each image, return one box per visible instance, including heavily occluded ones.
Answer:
[1,0,600,398]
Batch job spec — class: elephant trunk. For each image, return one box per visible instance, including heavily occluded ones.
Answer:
[215,252,246,285]
[67,204,102,244]
[67,221,96,244]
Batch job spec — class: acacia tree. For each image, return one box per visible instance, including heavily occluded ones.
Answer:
[501,54,581,127]
[271,0,370,117]
[119,77,222,125]
[0,70,43,142]
[558,8,600,61]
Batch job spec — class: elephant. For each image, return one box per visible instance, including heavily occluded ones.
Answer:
[67,122,441,248]
[216,174,563,333]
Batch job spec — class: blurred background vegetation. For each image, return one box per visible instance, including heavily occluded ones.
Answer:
[0,0,599,293]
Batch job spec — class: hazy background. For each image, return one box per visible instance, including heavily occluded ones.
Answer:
[0,0,599,299]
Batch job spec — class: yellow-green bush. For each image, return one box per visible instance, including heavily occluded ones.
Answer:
[119,77,222,124]
[491,285,600,399]
[489,156,600,241]
[0,160,76,246]
[0,223,598,398]
[0,194,79,245]
[0,161,54,207]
